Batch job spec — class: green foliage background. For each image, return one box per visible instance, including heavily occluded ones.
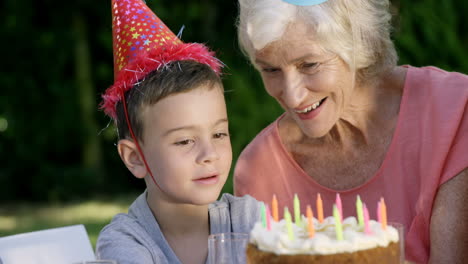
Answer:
[1,0,467,202]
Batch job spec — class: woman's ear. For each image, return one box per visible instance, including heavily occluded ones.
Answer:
[117,139,147,179]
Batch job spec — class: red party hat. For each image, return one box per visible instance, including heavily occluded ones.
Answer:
[101,0,222,119]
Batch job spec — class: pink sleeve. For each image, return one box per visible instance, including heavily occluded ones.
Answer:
[435,70,468,184]
[404,67,468,263]
[441,101,468,184]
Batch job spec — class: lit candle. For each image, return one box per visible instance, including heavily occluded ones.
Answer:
[381,198,387,230]
[272,194,279,222]
[336,193,343,221]
[317,193,324,223]
[306,205,315,238]
[284,207,294,240]
[266,204,272,231]
[261,202,266,228]
[363,203,372,235]
[294,193,301,226]
[356,195,364,228]
[333,204,343,241]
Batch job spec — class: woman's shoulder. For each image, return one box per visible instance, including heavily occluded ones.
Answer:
[406,65,468,93]
[403,65,467,117]
[397,65,468,178]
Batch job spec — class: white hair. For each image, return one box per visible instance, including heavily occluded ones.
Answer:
[237,0,398,81]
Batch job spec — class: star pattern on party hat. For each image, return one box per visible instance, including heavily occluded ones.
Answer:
[101,0,223,119]
[111,0,181,78]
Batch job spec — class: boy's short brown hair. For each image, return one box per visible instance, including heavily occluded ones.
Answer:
[115,60,223,141]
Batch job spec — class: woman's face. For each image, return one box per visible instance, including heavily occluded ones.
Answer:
[254,22,355,139]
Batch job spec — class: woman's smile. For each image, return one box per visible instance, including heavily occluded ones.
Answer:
[293,97,328,120]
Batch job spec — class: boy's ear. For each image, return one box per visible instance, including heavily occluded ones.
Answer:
[117,139,147,179]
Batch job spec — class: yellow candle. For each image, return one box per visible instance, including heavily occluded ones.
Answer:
[333,205,343,241]
[356,195,364,228]
[317,193,324,223]
[272,194,279,222]
[294,194,301,226]
[306,205,315,238]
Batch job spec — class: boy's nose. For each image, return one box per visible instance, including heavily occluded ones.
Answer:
[196,141,220,164]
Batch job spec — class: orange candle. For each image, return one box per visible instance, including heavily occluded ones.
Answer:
[381,198,387,230]
[306,205,315,238]
[317,193,324,223]
[272,194,279,222]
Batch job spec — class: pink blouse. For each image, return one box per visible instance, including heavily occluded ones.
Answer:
[234,66,468,263]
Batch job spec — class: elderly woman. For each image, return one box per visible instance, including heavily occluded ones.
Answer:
[234,0,468,263]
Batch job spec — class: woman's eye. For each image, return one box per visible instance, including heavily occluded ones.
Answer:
[174,139,194,146]
[213,133,229,139]
[262,67,280,73]
[302,62,317,69]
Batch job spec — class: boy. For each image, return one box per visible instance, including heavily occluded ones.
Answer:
[96,1,260,263]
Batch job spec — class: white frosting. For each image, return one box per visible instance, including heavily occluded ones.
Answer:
[249,216,399,255]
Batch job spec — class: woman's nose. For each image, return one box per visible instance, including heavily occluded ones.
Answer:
[281,71,307,108]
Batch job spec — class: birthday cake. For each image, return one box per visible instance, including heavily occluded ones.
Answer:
[246,196,401,264]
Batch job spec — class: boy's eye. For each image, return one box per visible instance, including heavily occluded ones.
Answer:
[213,132,229,139]
[174,139,194,146]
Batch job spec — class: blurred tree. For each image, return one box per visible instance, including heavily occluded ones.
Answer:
[74,13,104,183]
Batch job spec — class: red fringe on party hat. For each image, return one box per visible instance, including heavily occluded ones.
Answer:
[101,0,222,119]
[102,43,222,119]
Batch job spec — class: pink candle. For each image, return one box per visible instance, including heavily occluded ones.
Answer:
[266,205,272,231]
[363,204,372,235]
[336,193,343,221]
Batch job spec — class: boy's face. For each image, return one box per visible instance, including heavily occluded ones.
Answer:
[140,84,231,205]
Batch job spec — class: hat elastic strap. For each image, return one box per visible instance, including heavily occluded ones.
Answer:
[121,90,162,191]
